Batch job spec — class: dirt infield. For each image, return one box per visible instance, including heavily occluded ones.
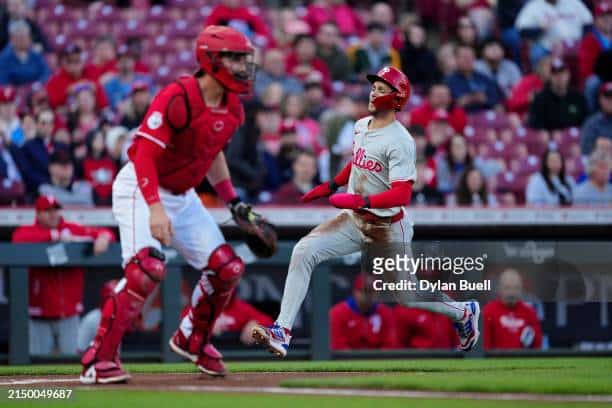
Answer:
[1,372,374,390]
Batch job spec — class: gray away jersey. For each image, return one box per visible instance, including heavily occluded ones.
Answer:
[347,116,417,218]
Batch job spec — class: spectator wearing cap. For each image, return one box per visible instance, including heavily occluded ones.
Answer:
[305,0,364,38]
[475,39,522,98]
[526,149,574,206]
[410,83,467,133]
[253,49,302,101]
[15,109,67,195]
[39,150,94,207]
[269,149,321,205]
[83,35,118,83]
[578,2,612,87]
[330,275,397,350]
[303,72,327,120]
[119,81,151,130]
[445,45,503,113]
[483,268,542,350]
[400,24,440,89]
[515,0,593,66]
[350,22,401,76]
[12,195,114,356]
[507,55,551,117]
[574,150,612,206]
[581,82,612,156]
[103,46,154,109]
[0,20,49,86]
[0,0,49,52]
[528,58,588,130]
[286,35,332,91]
[0,85,25,146]
[46,44,108,111]
[315,22,350,82]
[205,0,274,48]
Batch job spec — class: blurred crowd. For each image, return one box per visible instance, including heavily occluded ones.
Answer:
[0,0,611,207]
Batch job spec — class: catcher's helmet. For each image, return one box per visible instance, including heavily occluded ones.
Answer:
[195,25,255,94]
[366,66,411,112]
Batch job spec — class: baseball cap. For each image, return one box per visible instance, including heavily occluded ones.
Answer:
[550,58,568,73]
[600,82,612,96]
[0,86,16,104]
[35,195,62,211]
[432,109,450,122]
[131,80,149,95]
[49,149,72,165]
[596,1,612,16]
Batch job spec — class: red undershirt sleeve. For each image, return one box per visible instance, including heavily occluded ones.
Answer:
[368,180,413,209]
[132,139,165,205]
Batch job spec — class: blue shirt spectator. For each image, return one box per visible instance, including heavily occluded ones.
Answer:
[103,50,154,109]
[0,20,49,86]
[446,45,503,113]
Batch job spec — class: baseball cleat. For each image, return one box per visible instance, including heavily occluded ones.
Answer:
[169,330,197,363]
[80,360,131,384]
[196,344,227,377]
[169,330,226,377]
[251,323,290,358]
[454,300,480,351]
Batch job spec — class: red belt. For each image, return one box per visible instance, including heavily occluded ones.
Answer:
[354,208,403,224]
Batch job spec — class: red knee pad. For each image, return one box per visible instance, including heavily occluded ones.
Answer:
[207,244,244,291]
[125,247,166,298]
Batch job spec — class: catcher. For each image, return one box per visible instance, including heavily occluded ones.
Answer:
[80,26,277,384]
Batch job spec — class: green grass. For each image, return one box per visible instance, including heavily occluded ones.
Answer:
[278,358,612,395]
[0,390,607,408]
[0,357,609,377]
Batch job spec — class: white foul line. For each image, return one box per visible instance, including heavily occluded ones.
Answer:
[0,378,80,386]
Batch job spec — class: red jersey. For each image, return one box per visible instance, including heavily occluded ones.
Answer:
[213,295,273,334]
[82,156,117,203]
[330,297,397,350]
[394,306,458,349]
[12,219,115,318]
[409,102,467,134]
[127,75,244,199]
[46,68,108,110]
[483,299,542,350]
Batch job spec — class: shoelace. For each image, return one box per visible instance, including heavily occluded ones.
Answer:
[270,326,286,341]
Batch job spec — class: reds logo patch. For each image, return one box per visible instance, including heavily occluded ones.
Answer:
[147,111,163,130]
[213,120,224,132]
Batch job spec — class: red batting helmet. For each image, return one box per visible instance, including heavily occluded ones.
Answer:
[366,66,411,112]
[195,25,256,94]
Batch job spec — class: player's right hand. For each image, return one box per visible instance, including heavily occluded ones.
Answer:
[149,202,173,246]
[301,182,335,203]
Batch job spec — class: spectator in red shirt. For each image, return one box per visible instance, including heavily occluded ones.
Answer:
[206,0,274,48]
[212,291,273,345]
[12,195,114,355]
[330,275,397,350]
[483,268,543,350]
[83,35,117,83]
[305,0,364,38]
[506,55,551,117]
[285,34,332,93]
[578,2,612,87]
[46,44,108,112]
[394,306,458,349]
[410,83,467,134]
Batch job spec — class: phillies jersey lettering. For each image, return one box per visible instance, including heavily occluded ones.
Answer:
[348,116,417,217]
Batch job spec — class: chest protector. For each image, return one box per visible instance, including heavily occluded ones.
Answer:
[157,75,244,194]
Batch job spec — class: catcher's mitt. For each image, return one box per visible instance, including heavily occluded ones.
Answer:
[230,202,278,258]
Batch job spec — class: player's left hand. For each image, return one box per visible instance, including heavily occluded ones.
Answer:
[329,193,368,210]
[229,199,278,258]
